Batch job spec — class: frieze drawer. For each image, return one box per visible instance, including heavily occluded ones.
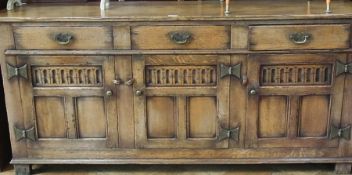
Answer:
[14,26,113,50]
[131,26,230,50]
[249,24,350,51]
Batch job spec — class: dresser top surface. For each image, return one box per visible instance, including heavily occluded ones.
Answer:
[0,0,351,22]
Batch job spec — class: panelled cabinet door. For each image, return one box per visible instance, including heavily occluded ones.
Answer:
[246,54,347,148]
[133,55,231,149]
[15,56,118,151]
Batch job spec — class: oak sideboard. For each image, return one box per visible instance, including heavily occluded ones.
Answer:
[0,1,351,174]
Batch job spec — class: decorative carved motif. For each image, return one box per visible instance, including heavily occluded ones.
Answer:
[260,64,332,86]
[145,66,217,87]
[32,66,103,87]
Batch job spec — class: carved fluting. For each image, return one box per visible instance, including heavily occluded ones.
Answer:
[146,66,217,87]
[32,66,103,87]
[260,64,332,86]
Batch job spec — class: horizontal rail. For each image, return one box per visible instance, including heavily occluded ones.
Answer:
[5,49,352,56]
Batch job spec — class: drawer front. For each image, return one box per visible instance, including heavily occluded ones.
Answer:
[132,26,230,50]
[14,26,113,49]
[249,24,350,50]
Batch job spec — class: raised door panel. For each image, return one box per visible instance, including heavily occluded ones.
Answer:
[188,97,217,139]
[299,95,330,137]
[16,56,117,151]
[258,96,288,138]
[34,96,66,138]
[146,96,176,139]
[76,97,107,138]
[246,54,346,148]
[133,55,231,149]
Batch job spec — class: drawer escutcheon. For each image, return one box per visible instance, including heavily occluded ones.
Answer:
[168,31,193,45]
[289,32,312,45]
[54,33,74,45]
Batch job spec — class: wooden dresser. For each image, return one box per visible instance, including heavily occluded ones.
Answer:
[0,1,351,174]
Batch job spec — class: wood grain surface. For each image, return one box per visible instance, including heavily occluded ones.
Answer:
[0,0,351,21]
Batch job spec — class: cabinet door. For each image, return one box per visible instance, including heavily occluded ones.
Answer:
[246,54,346,148]
[16,56,118,150]
[133,55,230,148]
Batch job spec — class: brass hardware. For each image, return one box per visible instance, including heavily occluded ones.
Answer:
[329,125,351,140]
[112,79,121,85]
[6,63,28,80]
[54,33,74,45]
[336,61,352,76]
[168,31,192,45]
[6,0,23,11]
[249,88,257,95]
[220,64,245,84]
[135,90,144,96]
[14,126,36,141]
[106,90,113,96]
[218,126,240,141]
[125,78,135,86]
[289,32,312,44]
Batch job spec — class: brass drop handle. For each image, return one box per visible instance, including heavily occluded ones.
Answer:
[289,32,311,44]
[125,78,135,86]
[135,90,144,96]
[249,88,257,95]
[106,90,113,96]
[168,31,192,45]
[54,33,74,45]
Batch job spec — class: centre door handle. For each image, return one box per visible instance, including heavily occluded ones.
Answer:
[248,88,257,95]
[135,89,144,96]
[106,90,113,96]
